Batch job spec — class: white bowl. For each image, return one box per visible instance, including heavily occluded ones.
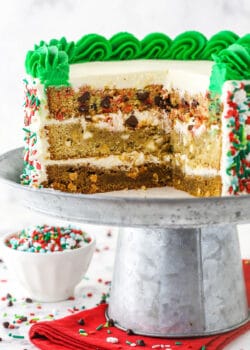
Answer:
[0,229,96,302]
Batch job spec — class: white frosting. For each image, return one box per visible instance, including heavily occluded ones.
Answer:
[44,152,171,169]
[175,154,219,177]
[220,80,250,196]
[184,165,219,176]
[23,78,49,185]
[70,60,213,94]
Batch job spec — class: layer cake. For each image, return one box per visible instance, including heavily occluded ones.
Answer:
[21,31,250,196]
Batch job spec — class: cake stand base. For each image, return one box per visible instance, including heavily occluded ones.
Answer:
[107,224,249,337]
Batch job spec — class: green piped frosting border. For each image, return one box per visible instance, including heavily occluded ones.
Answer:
[25,30,250,93]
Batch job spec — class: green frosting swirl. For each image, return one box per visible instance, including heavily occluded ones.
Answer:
[201,30,239,60]
[73,34,111,62]
[140,33,172,59]
[25,31,249,90]
[109,32,140,60]
[168,31,207,59]
[35,37,76,63]
[25,45,69,87]
[209,43,250,94]
[237,34,250,46]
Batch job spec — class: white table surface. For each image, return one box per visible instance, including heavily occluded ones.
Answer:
[0,183,249,349]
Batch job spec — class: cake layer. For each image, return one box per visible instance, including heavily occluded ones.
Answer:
[47,84,170,120]
[173,168,222,197]
[45,123,170,160]
[172,130,222,170]
[43,163,172,193]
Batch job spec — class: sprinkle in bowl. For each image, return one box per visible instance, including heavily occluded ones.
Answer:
[0,225,96,302]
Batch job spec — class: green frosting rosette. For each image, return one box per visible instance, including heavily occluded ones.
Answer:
[201,31,239,60]
[25,46,69,87]
[35,37,76,63]
[73,34,111,63]
[237,34,250,46]
[139,33,172,59]
[209,43,250,94]
[109,32,141,60]
[168,31,207,59]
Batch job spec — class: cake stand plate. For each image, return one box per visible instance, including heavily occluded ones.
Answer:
[0,147,249,337]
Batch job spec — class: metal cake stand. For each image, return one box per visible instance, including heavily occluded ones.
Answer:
[0,147,249,337]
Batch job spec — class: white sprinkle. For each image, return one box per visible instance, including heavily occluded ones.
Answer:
[106,336,119,344]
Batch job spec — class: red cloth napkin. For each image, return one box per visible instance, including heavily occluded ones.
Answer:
[30,260,250,350]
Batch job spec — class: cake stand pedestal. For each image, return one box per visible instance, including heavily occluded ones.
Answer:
[0,148,249,337]
[107,225,248,337]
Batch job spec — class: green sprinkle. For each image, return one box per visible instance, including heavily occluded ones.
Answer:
[79,332,88,336]
[79,329,85,333]
[175,341,182,345]
[96,323,103,331]
[12,335,25,339]
[107,329,111,334]
[126,340,132,345]
[200,346,206,350]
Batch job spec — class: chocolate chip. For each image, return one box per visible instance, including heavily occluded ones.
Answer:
[123,95,129,102]
[6,293,12,299]
[188,125,194,130]
[100,96,111,109]
[136,339,145,346]
[0,259,3,263]
[78,91,90,103]
[78,105,89,114]
[126,329,134,335]
[91,103,97,111]
[181,98,189,108]
[7,300,13,307]
[136,90,149,101]
[77,318,85,325]
[25,298,33,303]
[191,99,199,108]
[19,316,28,322]
[154,95,165,108]
[3,321,9,329]
[165,95,172,106]
[0,337,2,341]
[108,319,115,327]
[125,114,138,128]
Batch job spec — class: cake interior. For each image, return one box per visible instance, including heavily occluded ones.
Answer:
[24,60,224,196]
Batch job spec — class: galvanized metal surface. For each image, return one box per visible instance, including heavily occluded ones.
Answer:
[107,225,249,337]
[0,148,250,228]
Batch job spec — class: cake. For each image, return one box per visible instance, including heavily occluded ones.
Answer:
[21,31,250,196]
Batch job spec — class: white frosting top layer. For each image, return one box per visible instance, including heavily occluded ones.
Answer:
[70,60,213,94]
